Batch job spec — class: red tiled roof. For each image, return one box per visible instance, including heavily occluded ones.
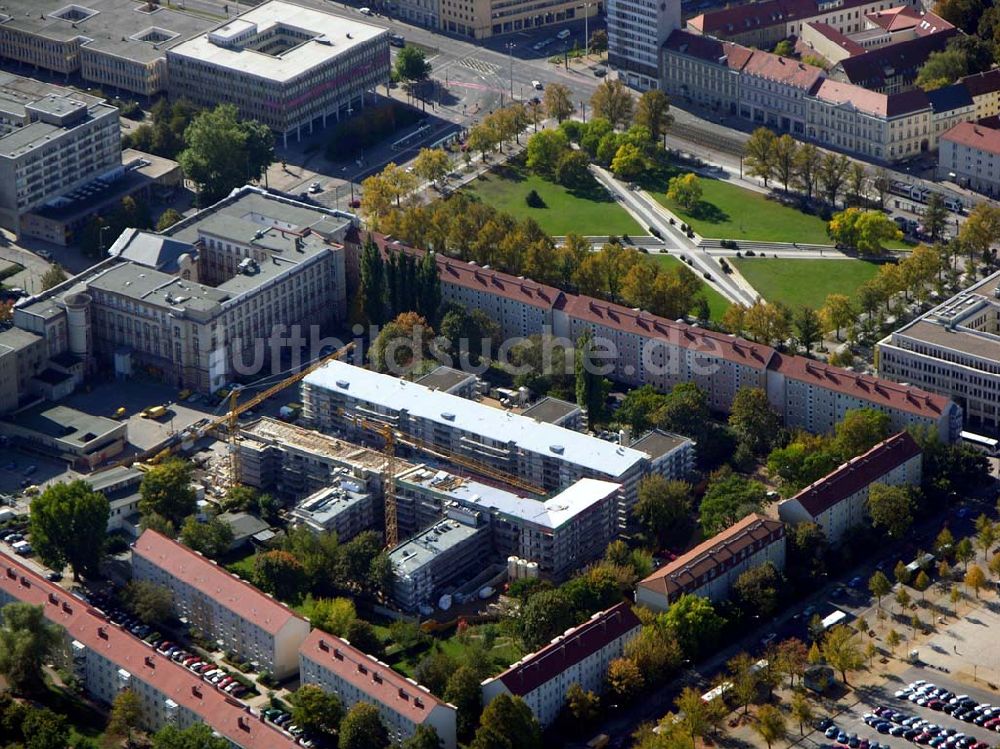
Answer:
[913,11,954,35]
[299,629,450,723]
[0,552,296,749]
[562,293,776,369]
[689,0,881,35]
[366,233,565,310]
[787,431,922,516]
[941,121,1000,155]
[491,602,641,696]
[769,353,950,419]
[812,79,930,118]
[960,68,1000,98]
[835,32,953,90]
[866,6,921,30]
[742,49,825,89]
[133,530,305,637]
[637,514,785,600]
[663,29,754,70]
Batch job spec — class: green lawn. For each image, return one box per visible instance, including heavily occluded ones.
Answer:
[388,627,523,679]
[730,257,883,308]
[652,177,833,244]
[462,161,643,236]
[652,253,730,321]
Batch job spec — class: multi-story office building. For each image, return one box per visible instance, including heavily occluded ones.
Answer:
[0,73,120,235]
[438,0,597,38]
[166,2,390,146]
[635,513,786,612]
[132,530,311,680]
[778,431,922,543]
[607,0,680,89]
[389,506,493,611]
[8,187,350,398]
[348,234,961,441]
[302,359,696,521]
[481,602,641,727]
[0,327,46,413]
[288,476,375,541]
[299,629,458,749]
[877,271,1000,434]
[396,466,622,580]
[0,0,214,96]
[0,551,298,749]
[938,121,1000,197]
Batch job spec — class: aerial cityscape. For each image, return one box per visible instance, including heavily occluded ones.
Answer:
[0,0,998,748]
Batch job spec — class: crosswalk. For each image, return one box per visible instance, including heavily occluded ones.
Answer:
[458,56,501,75]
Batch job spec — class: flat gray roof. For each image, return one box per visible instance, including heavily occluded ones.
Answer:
[167,1,386,83]
[7,403,122,445]
[629,429,692,459]
[389,516,485,575]
[415,366,476,394]
[0,327,42,356]
[0,0,215,63]
[897,319,1000,361]
[521,396,580,425]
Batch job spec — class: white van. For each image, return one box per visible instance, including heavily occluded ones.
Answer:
[556,28,571,40]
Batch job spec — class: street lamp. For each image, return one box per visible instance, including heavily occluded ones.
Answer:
[583,2,594,58]
[506,42,515,99]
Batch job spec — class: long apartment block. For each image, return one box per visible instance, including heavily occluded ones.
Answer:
[0,551,297,749]
[352,234,961,441]
[299,629,457,748]
[132,529,310,680]
[301,359,696,526]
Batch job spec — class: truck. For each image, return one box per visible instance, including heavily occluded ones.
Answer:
[141,405,168,420]
[279,403,303,421]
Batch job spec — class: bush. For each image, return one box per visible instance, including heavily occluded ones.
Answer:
[105,532,130,555]
[525,189,545,208]
[258,671,275,688]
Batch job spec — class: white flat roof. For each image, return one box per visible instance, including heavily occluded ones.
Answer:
[168,1,386,83]
[400,467,620,530]
[304,360,649,476]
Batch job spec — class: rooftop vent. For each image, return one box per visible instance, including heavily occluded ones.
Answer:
[52,4,97,22]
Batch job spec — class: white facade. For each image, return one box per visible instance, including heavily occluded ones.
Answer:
[299,630,458,749]
[132,530,310,680]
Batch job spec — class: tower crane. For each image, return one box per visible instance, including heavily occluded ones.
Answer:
[341,411,545,549]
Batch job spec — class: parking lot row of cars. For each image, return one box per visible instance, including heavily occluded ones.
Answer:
[893,681,1000,734]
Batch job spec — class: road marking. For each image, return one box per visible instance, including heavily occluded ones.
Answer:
[458,56,501,75]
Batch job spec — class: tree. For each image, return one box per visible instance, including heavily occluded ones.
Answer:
[662,594,725,657]
[610,142,645,180]
[922,193,948,242]
[39,264,67,292]
[445,665,483,741]
[520,589,578,650]
[793,143,821,201]
[402,726,442,749]
[754,705,787,749]
[819,153,850,206]
[744,128,777,187]
[179,104,273,205]
[774,638,809,688]
[834,408,891,458]
[729,387,783,457]
[965,564,986,598]
[589,28,609,53]
[29,480,109,580]
[958,203,1000,259]
[607,657,644,703]
[743,300,791,346]
[107,690,143,748]
[368,312,435,373]
[790,691,814,735]
[896,586,912,613]
[793,306,822,354]
[727,652,761,714]
[156,208,183,231]
[933,0,984,32]
[122,580,173,625]
[152,724,231,749]
[395,45,431,82]
[675,686,712,747]
[412,147,450,186]
[916,48,968,90]
[914,570,931,600]
[345,619,385,659]
[575,331,608,423]
[773,134,798,193]
[525,130,569,178]
[869,570,892,609]
[555,150,590,188]
[292,684,343,741]
[471,694,542,749]
[139,458,196,529]
[20,707,70,749]
[821,624,865,684]
[955,537,975,571]
[0,603,62,693]
[543,83,575,122]
[590,79,634,129]
[733,562,782,618]
[179,515,233,559]
[635,89,672,144]
[565,682,601,725]
[634,477,692,544]
[667,173,703,210]
[867,483,914,539]
[303,597,356,636]
[700,472,767,535]
[254,550,308,603]
[339,702,389,749]
[820,293,856,341]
